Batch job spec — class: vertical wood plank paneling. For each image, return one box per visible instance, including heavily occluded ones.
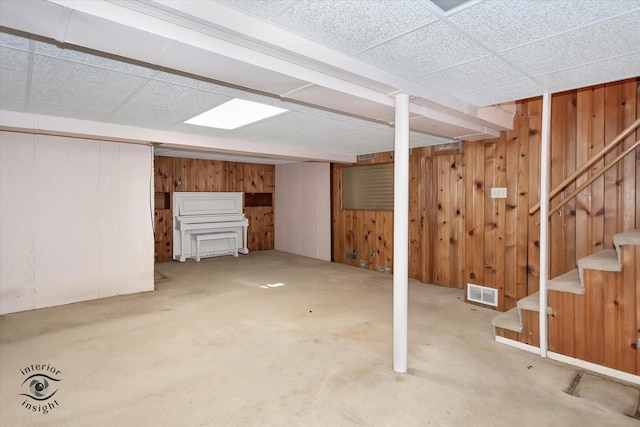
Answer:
[527,98,542,294]
[420,155,433,283]
[590,85,606,254]
[332,164,345,263]
[603,271,619,369]
[436,155,450,285]
[573,293,587,362]
[604,83,622,248]
[484,140,497,290]
[504,130,518,309]
[383,211,393,271]
[363,210,375,270]
[154,210,173,262]
[516,103,530,302]
[154,156,173,192]
[584,269,605,365]
[409,150,421,279]
[623,245,638,374]
[620,80,637,233]
[494,134,507,309]
[564,92,578,272]
[465,141,486,287]
[549,93,568,278]
[453,153,465,289]
[575,88,592,262]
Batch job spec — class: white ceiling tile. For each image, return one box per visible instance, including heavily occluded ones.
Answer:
[0,47,29,99]
[27,101,111,122]
[114,80,233,123]
[216,0,293,20]
[1,96,26,112]
[271,0,437,54]
[358,20,489,78]
[107,114,176,131]
[457,78,547,107]
[0,31,31,50]
[34,39,156,78]
[30,55,150,112]
[500,11,640,77]
[413,55,528,95]
[449,0,640,52]
[535,51,640,93]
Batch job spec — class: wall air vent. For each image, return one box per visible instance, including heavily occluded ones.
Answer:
[467,284,498,307]
[434,141,461,152]
[357,153,375,161]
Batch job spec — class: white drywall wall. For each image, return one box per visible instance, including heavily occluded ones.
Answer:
[0,132,154,314]
[275,162,330,261]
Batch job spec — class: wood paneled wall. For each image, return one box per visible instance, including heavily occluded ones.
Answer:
[332,147,466,288]
[154,156,275,262]
[331,78,639,308]
[548,245,639,375]
[465,78,638,310]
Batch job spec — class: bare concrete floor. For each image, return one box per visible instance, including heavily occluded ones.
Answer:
[1,250,637,426]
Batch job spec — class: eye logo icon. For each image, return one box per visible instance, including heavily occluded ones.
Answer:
[21,374,60,401]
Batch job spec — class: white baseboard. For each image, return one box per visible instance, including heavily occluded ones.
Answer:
[494,335,540,354]
[494,336,640,385]
[548,351,640,386]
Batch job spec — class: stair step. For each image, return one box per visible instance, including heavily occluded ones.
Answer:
[614,228,640,263]
[491,307,522,333]
[548,268,584,295]
[517,292,553,315]
[577,249,622,284]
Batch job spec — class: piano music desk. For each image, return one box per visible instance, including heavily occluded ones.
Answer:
[191,232,238,261]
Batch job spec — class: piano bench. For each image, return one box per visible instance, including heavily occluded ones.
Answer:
[191,232,238,262]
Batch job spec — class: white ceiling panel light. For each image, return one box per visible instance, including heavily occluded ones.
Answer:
[184,98,288,129]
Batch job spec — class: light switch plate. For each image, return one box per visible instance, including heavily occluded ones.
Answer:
[491,187,507,199]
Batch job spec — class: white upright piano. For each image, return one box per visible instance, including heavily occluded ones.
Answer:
[173,192,249,262]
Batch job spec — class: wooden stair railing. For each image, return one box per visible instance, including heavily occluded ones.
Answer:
[529,117,640,216]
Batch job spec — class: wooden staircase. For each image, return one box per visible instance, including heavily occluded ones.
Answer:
[492,229,640,376]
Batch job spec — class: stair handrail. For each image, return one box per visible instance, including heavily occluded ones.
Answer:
[529,117,640,216]
[546,139,639,218]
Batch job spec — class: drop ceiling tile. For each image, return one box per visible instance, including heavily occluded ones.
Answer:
[449,0,640,52]
[413,55,528,95]
[114,80,233,123]
[1,96,26,112]
[0,47,29,99]
[33,39,156,78]
[457,78,546,106]
[217,0,293,20]
[271,0,437,54]
[107,114,176,131]
[0,31,31,50]
[500,10,640,77]
[27,101,111,122]
[535,51,640,93]
[30,55,149,112]
[358,20,488,79]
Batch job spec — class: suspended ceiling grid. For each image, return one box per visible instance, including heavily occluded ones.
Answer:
[1,0,639,164]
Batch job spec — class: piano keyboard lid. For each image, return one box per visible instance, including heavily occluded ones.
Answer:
[174,192,244,217]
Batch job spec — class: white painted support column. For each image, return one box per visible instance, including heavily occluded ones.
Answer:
[393,92,410,373]
[539,92,552,358]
